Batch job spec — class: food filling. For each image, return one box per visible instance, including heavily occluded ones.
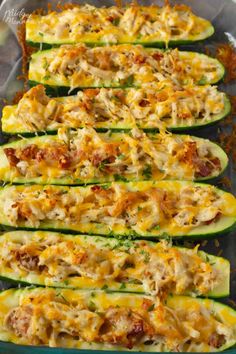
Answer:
[26,4,212,44]
[29,44,222,89]
[4,289,234,351]
[0,233,221,296]
[2,128,222,182]
[0,182,234,235]
[6,84,226,132]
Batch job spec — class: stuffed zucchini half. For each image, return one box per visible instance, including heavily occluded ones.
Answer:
[2,84,230,135]
[0,230,229,298]
[0,181,235,239]
[0,288,236,351]
[28,45,225,93]
[0,128,228,185]
[26,4,214,48]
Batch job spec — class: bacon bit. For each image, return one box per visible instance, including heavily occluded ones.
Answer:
[5,306,32,337]
[180,112,192,119]
[91,185,102,192]
[84,89,99,99]
[142,299,154,311]
[208,333,226,348]
[15,250,43,271]
[152,52,164,61]
[216,44,236,83]
[35,150,45,162]
[4,148,19,167]
[195,161,213,178]
[205,213,221,225]
[91,152,104,167]
[179,142,198,165]
[139,99,150,107]
[134,55,146,64]
[19,145,39,160]
[59,155,71,169]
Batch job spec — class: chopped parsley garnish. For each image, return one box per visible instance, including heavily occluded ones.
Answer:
[142,165,152,179]
[88,300,97,311]
[119,282,126,290]
[148,304,155,312]
[114,174,127,182]
[112,18,120,26]
[43,75,51,81]
[101,284,109,290]
[125,74,134,86]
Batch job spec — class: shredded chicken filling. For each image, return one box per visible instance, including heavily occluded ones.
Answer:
[3,128,221,181]
[4,290,232,351]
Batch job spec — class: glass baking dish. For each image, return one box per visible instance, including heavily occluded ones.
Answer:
[0,0,235,353]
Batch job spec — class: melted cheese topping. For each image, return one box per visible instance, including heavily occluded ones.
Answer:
[0,231,222,297]
[0,181,235,236]
[26,4,213,45]
[1,128,223,182]
[3,83,227,133]
[2,288,235,351]
[29,45,223,89]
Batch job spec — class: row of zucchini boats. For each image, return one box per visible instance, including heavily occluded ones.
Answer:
[0,3,236,353]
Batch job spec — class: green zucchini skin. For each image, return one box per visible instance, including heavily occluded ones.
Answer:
[0,133,229,185]
[26,36,215,50]
[0,288,235,351]
[0,230,229,297]
[0,181,235,240]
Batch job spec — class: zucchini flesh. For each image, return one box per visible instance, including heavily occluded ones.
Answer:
[0,181,235,239]
[0,230,229,298]
[0,288,235,351]
[0,130,228,185]
[1,84,231,134]
[28,45,225,92]
[26,5,214,47]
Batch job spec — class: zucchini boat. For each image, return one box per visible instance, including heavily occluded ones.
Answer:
[0,288,236,351]
[28,45,225,93]
[0,181,235,239]
[26,4,214,48]
[2,84,231,134]
[0,230,229,298]
[0,128,228,185]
